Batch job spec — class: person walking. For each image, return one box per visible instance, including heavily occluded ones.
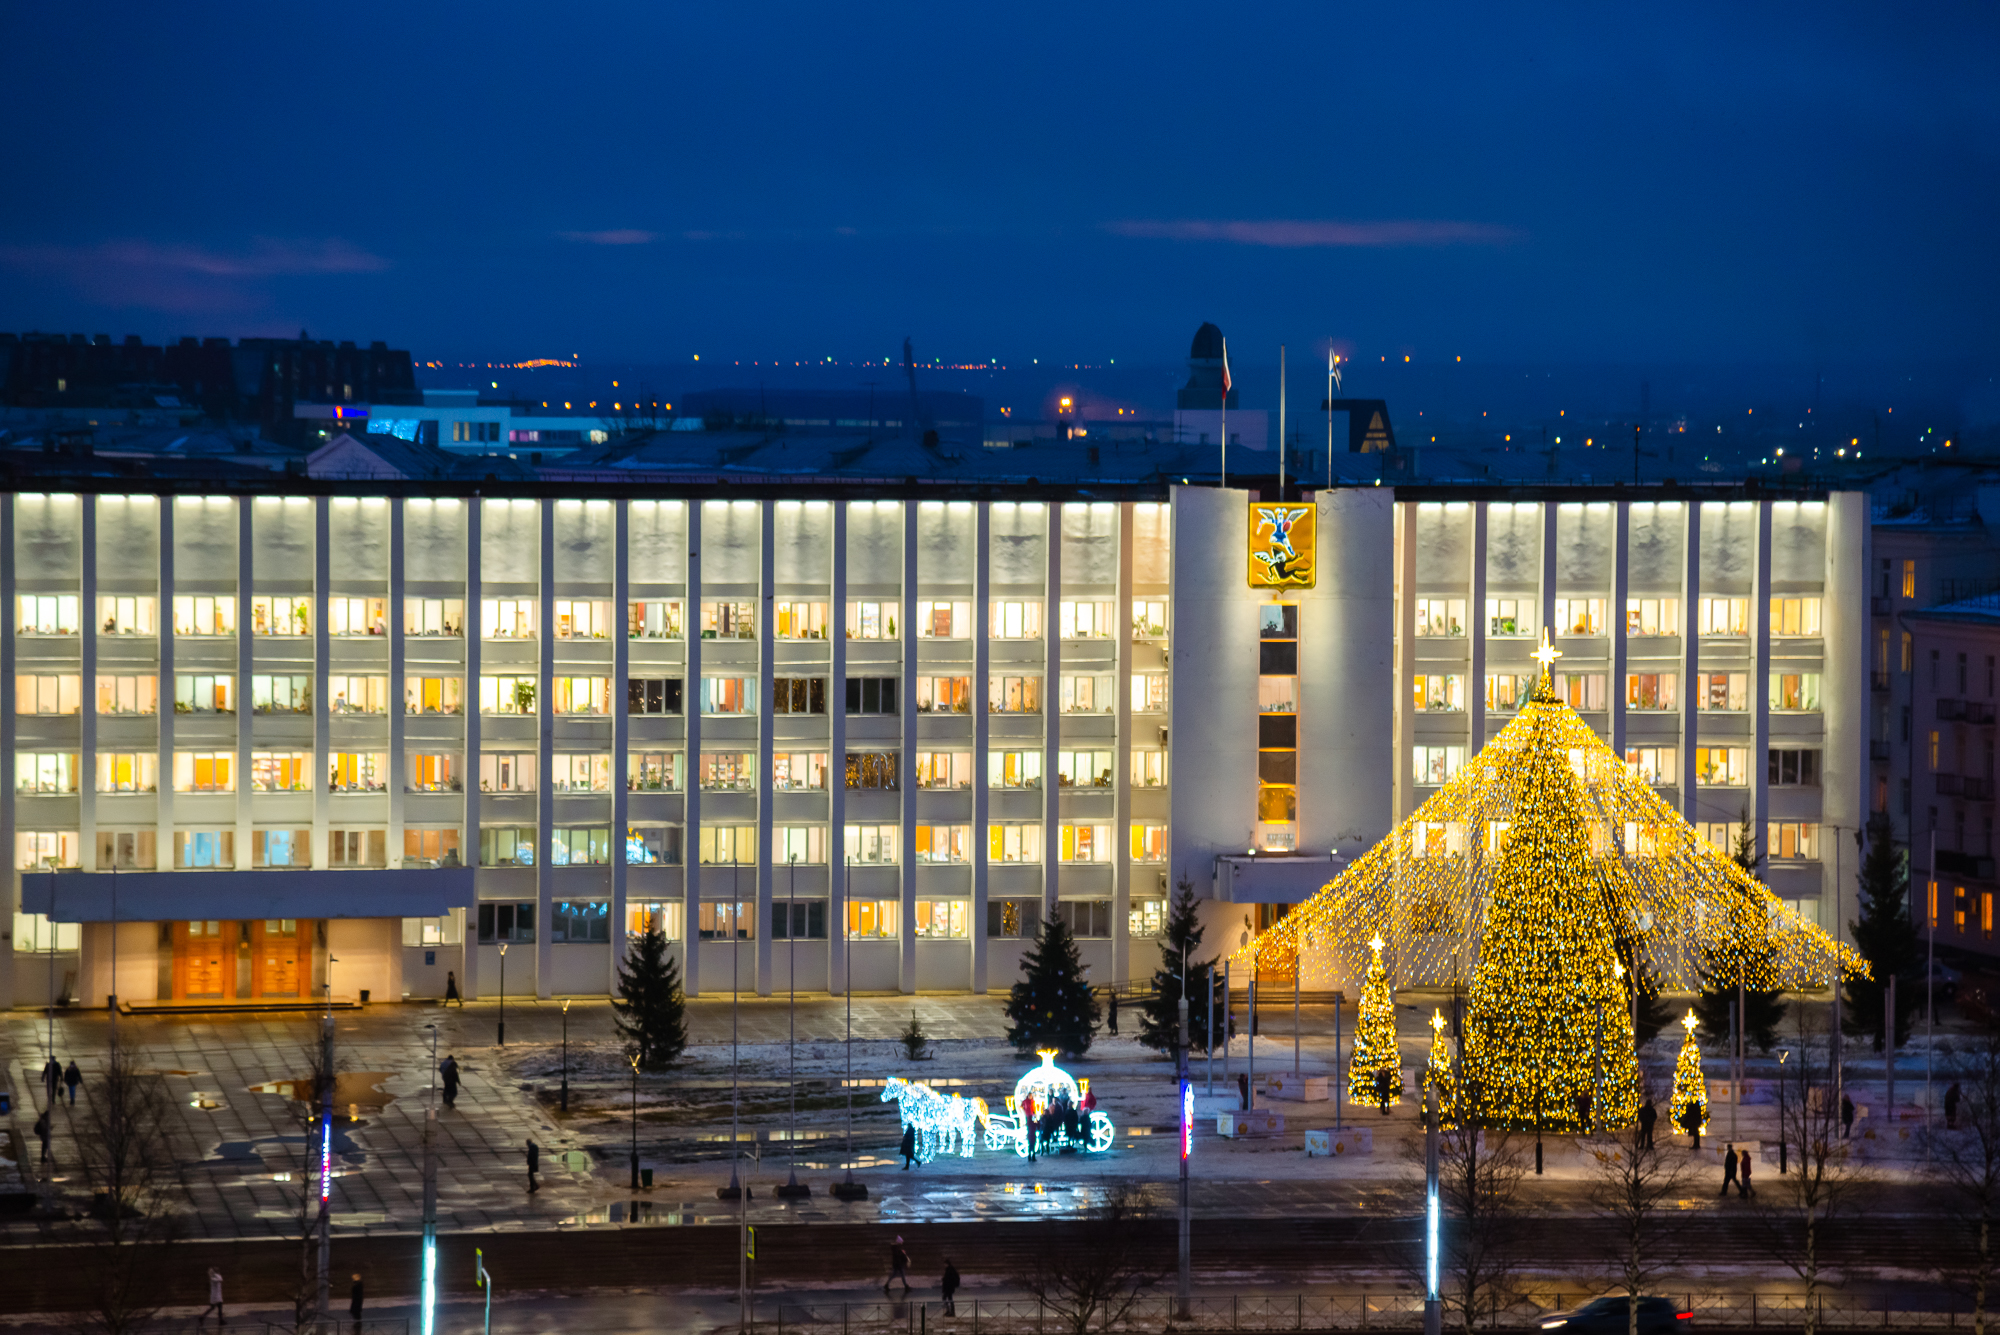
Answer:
[941,1259,960,1316]
[900,1123,918,1170]
[1947,1082,1963,1131]
[33,1108,51,1163]
[525,1138,541,1193]
[1737,1148,1753,1198]
[1840,1092,1855,1139]
[1237,1071,1250,1111]
[440,1055,460,1109]
[41,1057,61,1104]
[883,1236,912,1295]
[1718,1143,1738,1197]
[1107,990,1119,1036]
[197,1266,225,1329]
[349,1273,365,1324]
[1636,1098,1657,1150]
[62,1060,81,1106]
[445,971,462,1008]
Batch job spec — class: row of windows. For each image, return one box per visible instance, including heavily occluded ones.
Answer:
[475,895,1170,947]
[1417,744,1825,789]
[1412,671,1825,716]
[1414,596,1822,640]
[15,826,459,871]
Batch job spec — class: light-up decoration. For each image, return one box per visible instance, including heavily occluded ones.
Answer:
[1249,502,1316,589]
[977,1050,1115,1157]
[1240,639,1863,1132]
[1348,936,1403,1108]
[880,1079,978,1164]
[1181,1080,1193,1160]
[1669,1009,1709,1136]
[319,1110,332,1202]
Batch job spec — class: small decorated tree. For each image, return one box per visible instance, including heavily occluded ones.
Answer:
[1139,874,1221,1057]
[1006,917,1101,1059]
[1424,1008,1456,1127]
[1348,935,1403,1108]
[614,924,688,1070]
[1669,1009,1708,1140]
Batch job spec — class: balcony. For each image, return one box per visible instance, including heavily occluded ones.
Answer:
[1871,671,1891,692]
[1971,702,1998,725]
[1966,777,1996,802]
[1938,774,1965,796]
[1938,849,1998,881]
[1938,699,1968,722]
[1872,596,1891,615]
[1869,739,1892,763]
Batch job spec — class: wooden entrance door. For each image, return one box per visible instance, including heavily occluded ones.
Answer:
[252,919,311,998]
[173,921,228,998]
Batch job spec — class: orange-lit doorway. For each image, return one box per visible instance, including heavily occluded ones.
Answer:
[165,919,319,1000]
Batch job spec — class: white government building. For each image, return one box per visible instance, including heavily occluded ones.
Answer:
[1,480,1868,1008]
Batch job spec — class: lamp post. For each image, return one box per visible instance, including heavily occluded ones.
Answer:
[497,942,508,1046]
[778,854,810,1198]
[1177,950,1192,1320]
[560,998,571,1112]
[629,1053,641,1191]
[831,862,867,1201]
[1423,1085,1442,1335]
[1776,1049,1790,1175]
[421,1022,439,1335]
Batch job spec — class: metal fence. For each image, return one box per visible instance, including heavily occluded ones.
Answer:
[768,1293,1979,1333]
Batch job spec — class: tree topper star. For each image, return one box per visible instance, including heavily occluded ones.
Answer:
[1532,628,1562,673]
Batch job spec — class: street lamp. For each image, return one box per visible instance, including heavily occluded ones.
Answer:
[560,999,571,1113]
[777,854,810,1199]
[629,1052,641,1191]
[831,854,868,1201]
[1776,1049,1790,1175]
[497,943,508,1046]
[421,1022,439,1335]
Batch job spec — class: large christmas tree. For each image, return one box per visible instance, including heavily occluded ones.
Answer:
[1005,917,1101,1058]
[1458,663,1640,1133]
[1139,874,1221,1057]
[1347,936,1403,1107]
[614,924,688,1070]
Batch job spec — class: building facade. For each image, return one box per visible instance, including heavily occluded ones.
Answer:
[2,484,1868,1009]
[1900,595,2000,958]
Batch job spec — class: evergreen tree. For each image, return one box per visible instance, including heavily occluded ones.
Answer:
[1694,813,1789,1051]
[1668,1009,1708,1136]
[1138,875,1222,1056]
[1348,937,1404,1108]
[1424,1008,1457,1127]
[614,926,688,1070]
[1845,816,1924,1049]
[1005,917,1101,1058]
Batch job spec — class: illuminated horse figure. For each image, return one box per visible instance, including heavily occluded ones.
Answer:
[976,1050,1115,1157]
[879,1078,979,1163]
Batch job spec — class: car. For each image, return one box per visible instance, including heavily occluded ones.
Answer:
[1540,1295,1692,1334]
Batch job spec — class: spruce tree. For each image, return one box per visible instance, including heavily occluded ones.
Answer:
[1005,917,1100,1058]
[1668,1009,1708,1137]
[1138,875,1222,1056]
[1694,813,1789,1050]
[1845,816,1923,1050]
[614,926,688,1070]
[1348,937,1404,1107]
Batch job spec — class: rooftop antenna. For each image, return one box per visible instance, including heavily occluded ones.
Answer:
[1326,348,1342,488]
[902,337,929,442]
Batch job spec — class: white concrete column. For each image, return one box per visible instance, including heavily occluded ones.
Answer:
[610,499,630,991]
[756,499,776,996]
[1468,502,1488,758]
[828,502,847,994]
[158,499,177,870]
[1752,502,1773,837]
[235,499,253,874]
[310,498,330,867]
[462,499,482,1000]
[1538,501,1558,656]
[1611,502,1632,762]
[1,497,16,986]
[1112,501,1134,987]
[899,499,919,994]
[1042,502,1061,923]
[971,501,990,992]
[1822,493,1871,940]
[1393,501,1419,821]
[683,502,703,997]
[78,498,97,870]
[1680,503,1704,818]
[387,499,407,865]
[536,501,555,998]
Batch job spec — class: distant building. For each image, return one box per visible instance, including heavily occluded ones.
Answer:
[1173,321,1267,453]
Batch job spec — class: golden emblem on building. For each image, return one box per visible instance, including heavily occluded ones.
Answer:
[1248,502,1315,589]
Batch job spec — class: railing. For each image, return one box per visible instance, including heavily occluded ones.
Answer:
[1938,774,1965,796]
[1870,739,1893,762]
[1939,698,1969,722]
[1872,670,1892,691]
[764,1293,1980,1333]
[155,1323,408,1335]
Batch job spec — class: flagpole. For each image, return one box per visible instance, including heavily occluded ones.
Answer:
[1279,344,1287,494]
[1220,336,1229,488]
[1327,349,1335,488]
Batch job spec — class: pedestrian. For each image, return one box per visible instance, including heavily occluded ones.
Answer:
[63,1060,80,1105]
[900,1123,918,1170]
[884,1236,912,1294]
[1947,1082,1963,1131]
[1237,1071,1250,1111]
[941,1258,960,1316]
[1681,1101,1703,1152]
[1373,1068,1393,1115]
[197,1266,225,1329]
[1574,1092,1592,1131]
[1840,1092,1855,1139]
[41,1057,61,1103]
[1738,1148,1753,1198]
[525,1138,541,1193]
[445,971,462,1008]
[350,1273,365,1323]
[1107,990,1119,1036]
[33,1108,50,1163]
[1636,1098,1657,1150]
[440,1055,460,1109]
[1718,1143,1738,1197]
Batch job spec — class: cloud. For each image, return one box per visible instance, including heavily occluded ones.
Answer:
[0,237,389,313]
[560,229,658,245]
[1102,218,1521,248]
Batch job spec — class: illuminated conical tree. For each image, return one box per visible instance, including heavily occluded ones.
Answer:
[1347,936,1402,1108]
[1423,1008,1456,1127]
[1458,671,1640,1131]
[1669,1009,1708,1137]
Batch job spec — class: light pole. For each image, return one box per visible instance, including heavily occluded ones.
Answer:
[316,967,337,1333]
[629,1053,641,1190]
[1423,1084,1441,1335]
[421,1023,439,1335]
[1776,1049,1790,1175]
[832,863,867,1201]
[1177,952,1191,1321]
[560,998,570,1112]
[497,942,508,1046]
[778,854,810,1198]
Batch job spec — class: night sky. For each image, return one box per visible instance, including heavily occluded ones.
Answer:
[4,3,1997,376]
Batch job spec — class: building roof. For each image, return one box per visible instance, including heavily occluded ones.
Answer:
[1904,593,2000,628]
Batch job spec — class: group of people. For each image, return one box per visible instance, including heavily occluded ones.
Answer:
[882,1237,961,1315]
[32,1056,82,1163]
[1020,1085,1095,1162]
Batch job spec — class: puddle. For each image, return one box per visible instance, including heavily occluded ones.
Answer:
[143,1069,203,1078]
[562,1150,592,1172]
[248,1072,397,1113]
[189,1092,226,1110]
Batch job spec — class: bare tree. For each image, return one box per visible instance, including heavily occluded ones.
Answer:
[1405,1124,1530,1335]
[1010,1184,1164,1335]
[1932,1032,2000,1334]
[1584,1125,1697,1335]
[70,1043,183,1335]
[1750,1011,1867,1335]
[274,1038,337,1335]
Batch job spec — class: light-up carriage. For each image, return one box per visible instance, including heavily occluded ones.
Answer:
[976,1050,1115,1156]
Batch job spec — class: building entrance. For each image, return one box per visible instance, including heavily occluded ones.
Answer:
[162,919,319,1001]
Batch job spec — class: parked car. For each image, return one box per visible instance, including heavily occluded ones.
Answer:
[1540,1296,1691,1334]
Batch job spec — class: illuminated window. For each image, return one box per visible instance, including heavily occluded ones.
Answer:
[15,753,80,794]
[1131,824,1168,863]
[1694,673,1749,712]
[988,824,1043,863]
[18,675,82,715]
[1693,746,1749,786]
[988,751,1042,789]
[1413,674,1463,712]
[97,595,157,636]
[914,900,968,939]
[1414,746,1465,786]
[94,675,155,715]
[845,899,898,939]
[628,599,683,639]
[701,677,752,715]
[624,752,678,792]
[17,594,79,635]
[550,676,612,715]
[700,753,756,791]
[481,598,536,639]
[482,753,538,792]
[553,598,613,640]
[409,676,466,714]
[1485,673,1532,713]
[1060,599,1115,639]
[1902,560,1916,599]
[702,600,755,640]
[1625,672,1678,711]
[404,597,464,636]
[173,752,234,793]
[915,599,972,639]
[328,753,386,793]
[914,825,971,864]
[988,675,1041,713]
[327,596,386,636]
[1553,598,1606,636]
[326,674,388,714]
[1057,750,1115,788]
[844,824,900,865]
[1130,900,1166,937]
[1486,598,1533,637]
[16,830,81,870]
[175,674,234,714]
[988,600,1043,640]
[96,752,158,792]
[773,825,830,864]
[548,754,611,792]
[404,914,468,947]
[625,826,682,866]
[1625,597,1680,637]
[1768,672,1821,712]
[1061,673,1115,714]
[1697,597,1749,637]
[477,675,533,714]
[1555,672,1607,711]
[699,901,756,940]
[1060,824,1113,863]
[846,600,897,640]
[1130,751,1169,787]
[172,596,236,636]
[916,676,972,714]
[174,830,235,869]
[1766,822,1821,861]
[1768,597,1822,637]
[1131,598,1169,639]
[1131,673,1169,713]
[402,828,460,868]
[775,600,829,639]
[698,825,758,865]
[914,751,973,790]
[1415,599,1466,637]
[772,752,828,791]
[550,828,611,866]
[1624,746,1678,786]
